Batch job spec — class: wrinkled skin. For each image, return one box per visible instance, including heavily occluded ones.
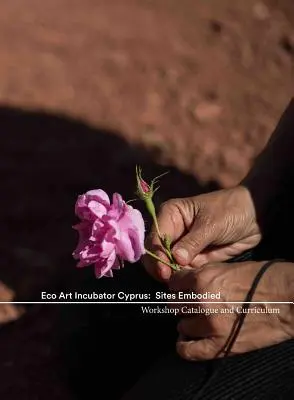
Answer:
[144,186,261,281]
[168,261,294,360]
[143,186,294,359]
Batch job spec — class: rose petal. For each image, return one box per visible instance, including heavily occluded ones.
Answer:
[112,193,124,211]
[108,193,126,220]
[112,257,121,270]
[116,231,135,262]
[94,250,116,278]
[90,218,105,240]
[104,257,120,275]
[99,238,115,258]
[126,207,145,241]
[88,200,107,219]
[129,227,146,261]
[105,218,120,241]
[103,269,114,278]
[73,189,145,278]
[118,206,145,260]
[72,222,92,259]
[75,195,93,220]
[80,245,101,264]
[77,259,92,268]
[86,189,110,206]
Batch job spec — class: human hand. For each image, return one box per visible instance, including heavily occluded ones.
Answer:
[168,261,294,360]
[144,186,262,281]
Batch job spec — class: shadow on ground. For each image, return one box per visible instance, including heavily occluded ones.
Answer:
[0,106,219,399]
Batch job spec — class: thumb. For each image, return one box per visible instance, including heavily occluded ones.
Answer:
[177,337,220,361]
[172,226,212,265]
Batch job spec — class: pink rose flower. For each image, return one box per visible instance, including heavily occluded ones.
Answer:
[72,189,145,278]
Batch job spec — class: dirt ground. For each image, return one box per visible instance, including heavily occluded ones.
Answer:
[0,0,293,186]
[0,0,293,399]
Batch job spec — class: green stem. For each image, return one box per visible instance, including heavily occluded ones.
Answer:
[145,198,176,263]
[142,191,178,269]
[145,198,161,237]
[144,248,179,271]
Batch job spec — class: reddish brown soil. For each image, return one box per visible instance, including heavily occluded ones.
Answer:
[0,1,293,399]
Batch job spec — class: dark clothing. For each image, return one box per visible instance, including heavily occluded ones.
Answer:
[119,192,294,400]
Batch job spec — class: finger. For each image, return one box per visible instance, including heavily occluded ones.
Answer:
[177,315,216,337]
[191,250,230,268]
[154,200,187,244]
[192,242,248,267]
[190,253,211,267]
[149,202,186,251]
[142,249,172,282]
[168,268,197,292]
[172,225,214,266]
[176,337,221,361]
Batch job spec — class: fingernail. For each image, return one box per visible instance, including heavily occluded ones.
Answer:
[160,267,170,280]
[174,248,189,263]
